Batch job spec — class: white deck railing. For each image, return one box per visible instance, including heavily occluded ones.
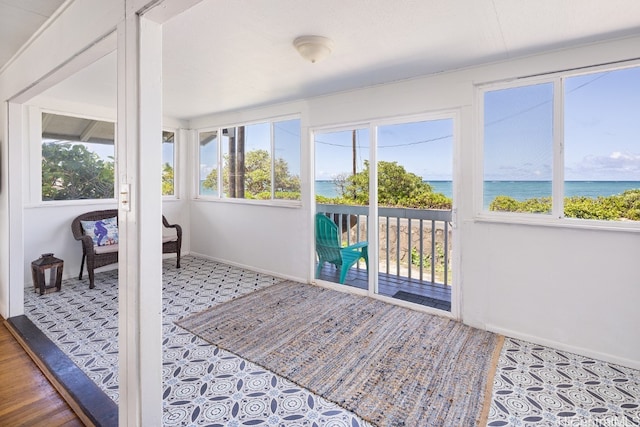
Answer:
[317,204,452,286]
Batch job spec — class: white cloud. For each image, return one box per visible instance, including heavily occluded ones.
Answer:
[568,152,640,180]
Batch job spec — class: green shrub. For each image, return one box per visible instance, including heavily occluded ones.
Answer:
[489,189,640,221]
[489,196,520,212]
[489,196,551,213]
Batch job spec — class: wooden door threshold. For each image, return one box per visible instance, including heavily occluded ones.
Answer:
[4,315,118,427]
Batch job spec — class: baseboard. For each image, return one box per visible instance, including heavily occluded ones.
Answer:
[4,315,118,427]
[189,251,306,284]
[486,324,640,370]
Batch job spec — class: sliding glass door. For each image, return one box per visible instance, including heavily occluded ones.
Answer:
[314,116,455,313]
[375,119,453,311]
[314,127,370,290]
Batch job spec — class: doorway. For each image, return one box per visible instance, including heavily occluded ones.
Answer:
[314,115,455,313]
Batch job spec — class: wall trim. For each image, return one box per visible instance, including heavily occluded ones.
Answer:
[486,324,639,370]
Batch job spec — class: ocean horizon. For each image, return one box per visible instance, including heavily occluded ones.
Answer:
[315,180,640,209]
[199,180,640,209]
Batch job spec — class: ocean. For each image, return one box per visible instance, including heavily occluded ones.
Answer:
[315,180,640,209]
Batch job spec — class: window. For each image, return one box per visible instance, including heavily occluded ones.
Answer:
[198,117,301,201]
[199,130,218,196]
[483,83,553,213]
[481,65,640,222]
[162,131,175,196]
[564,68,640,221]
[41,112,115,201]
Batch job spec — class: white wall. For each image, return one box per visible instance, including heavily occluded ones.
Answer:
[190,201,308,280]
[188,35,640,368]
[16,68,191,284]
[22,200,187,285]
[462,221,639,367]
[0,0,124,318]
[2,0,637,370]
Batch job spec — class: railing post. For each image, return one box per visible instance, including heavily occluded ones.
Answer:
[407,218,412,279]
[385,216,390,274]
[431,220,436,283]
[444,221,449,286]
[419,219,424,282]
[396,216,401,276]
[316,204,452,287]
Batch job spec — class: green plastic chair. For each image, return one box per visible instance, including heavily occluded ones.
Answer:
[315,213,368,284]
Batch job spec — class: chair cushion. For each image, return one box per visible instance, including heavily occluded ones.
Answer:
[94,243,119,254]
[81,217,119,246]
[162,235,178,243]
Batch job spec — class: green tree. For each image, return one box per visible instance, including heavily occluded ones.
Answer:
[42,142,114,200]
[202,149,300,198]
[162,163,174,196]
[202,167,218,193]
[334,160,451,209]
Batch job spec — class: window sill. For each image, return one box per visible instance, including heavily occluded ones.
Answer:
[473,212,640,233]
[192,196,302,209]
[25,199,118,209]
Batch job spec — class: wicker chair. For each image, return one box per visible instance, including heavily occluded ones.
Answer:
[71,210,182,289]
[162,215,182,268]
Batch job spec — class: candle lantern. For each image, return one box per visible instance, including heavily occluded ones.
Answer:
[31,253,64,295]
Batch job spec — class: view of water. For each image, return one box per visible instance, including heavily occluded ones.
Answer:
[315,180,640,209]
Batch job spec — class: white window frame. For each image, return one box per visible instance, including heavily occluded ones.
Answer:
[476,62,640,232]
[35,108,118,207]
[194,114,302,207]
[162,128,178,199]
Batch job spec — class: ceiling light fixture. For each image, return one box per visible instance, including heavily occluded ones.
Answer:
[293,35,333,63]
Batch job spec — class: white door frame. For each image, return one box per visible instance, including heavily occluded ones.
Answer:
[310,111,461,320]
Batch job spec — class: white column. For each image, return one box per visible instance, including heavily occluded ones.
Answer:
[117,10,163,426]
[7,102,25,317]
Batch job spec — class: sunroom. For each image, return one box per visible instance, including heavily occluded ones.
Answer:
[1,0,639,425]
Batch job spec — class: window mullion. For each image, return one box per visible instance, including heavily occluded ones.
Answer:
[217,127,223,198]
[552,78,564,219]
[270,122,275,199]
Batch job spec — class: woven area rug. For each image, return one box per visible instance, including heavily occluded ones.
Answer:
[176,281,503,426]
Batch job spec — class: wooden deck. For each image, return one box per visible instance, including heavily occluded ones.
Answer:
[0,317,84,427]
[317,264,452,311]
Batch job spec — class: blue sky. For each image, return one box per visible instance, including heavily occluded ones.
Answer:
[317,66,639,183]
[563,67,640,181]
[485,66,640,181]
[68,66,639,186]
[189,66,640,184]
[314,120,454,181]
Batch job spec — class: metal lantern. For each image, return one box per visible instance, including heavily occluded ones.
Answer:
[31,253,64,295]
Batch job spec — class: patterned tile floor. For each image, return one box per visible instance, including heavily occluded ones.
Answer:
[24,255,639,426]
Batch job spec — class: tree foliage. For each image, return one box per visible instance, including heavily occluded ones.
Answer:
[162,163,174,196]
[202,149,300,199]
[489,189,640,221]
[42,142,114,200]
[327,160,452,209]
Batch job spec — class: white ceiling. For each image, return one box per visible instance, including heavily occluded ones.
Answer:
[0,0,67,70]
[6,0,640,120]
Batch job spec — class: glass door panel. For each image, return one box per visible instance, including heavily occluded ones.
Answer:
[314,128,369,289]
[376,119,454,311]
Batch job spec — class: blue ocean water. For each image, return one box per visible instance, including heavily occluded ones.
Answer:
[315,180,640,209]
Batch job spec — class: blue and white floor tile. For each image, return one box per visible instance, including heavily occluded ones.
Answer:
[24,255,640,426]
[25,256,371,426]
[487,338,640,426]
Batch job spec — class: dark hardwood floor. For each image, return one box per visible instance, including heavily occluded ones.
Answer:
[0,316,84,427]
